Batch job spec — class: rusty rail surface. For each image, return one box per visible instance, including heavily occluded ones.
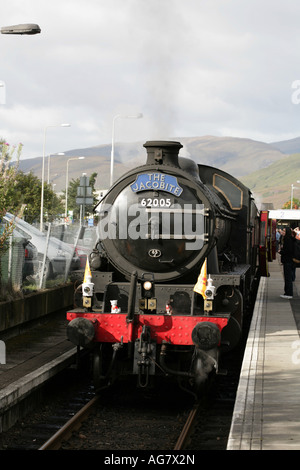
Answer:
[174,403,199,450]
[38,395,100,450]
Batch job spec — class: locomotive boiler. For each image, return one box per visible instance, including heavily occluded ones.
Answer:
[67,140,260,395]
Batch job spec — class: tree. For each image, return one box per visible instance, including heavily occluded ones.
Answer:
[282,199,300,210]
[7,172,64,224]
[0,169,63,224]
[0,140,63,225]
[0,141,23,213]
[0,141,64,297]
[0,141,23,254]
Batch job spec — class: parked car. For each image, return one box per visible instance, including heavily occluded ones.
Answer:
[13,228,39,279]
[74,226,97,268]
[3,213,80,280]
[0,223,39,281]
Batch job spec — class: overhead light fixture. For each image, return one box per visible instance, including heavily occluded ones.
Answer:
[1,24,41,35]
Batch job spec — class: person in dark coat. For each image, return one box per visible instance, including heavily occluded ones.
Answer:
[279,227,295,299]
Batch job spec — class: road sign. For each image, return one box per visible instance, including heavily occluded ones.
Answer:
[76,176,93,206]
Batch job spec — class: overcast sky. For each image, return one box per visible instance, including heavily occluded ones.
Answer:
[1,0,300,160]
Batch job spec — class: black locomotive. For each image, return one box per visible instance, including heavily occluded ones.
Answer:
[67,140,262,395]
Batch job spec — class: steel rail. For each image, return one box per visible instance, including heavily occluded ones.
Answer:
[38,395,100,450]
[174,403,199,450]
[39,393,198,450]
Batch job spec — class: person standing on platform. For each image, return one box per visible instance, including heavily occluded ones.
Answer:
[276,229,281,252]
[279,227,295,299]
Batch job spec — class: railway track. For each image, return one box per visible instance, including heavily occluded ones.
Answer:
[174,404,200,450]
[34,380,194,450]
[38,395,201,451]
[0,372,238,451]
[39,395,100,450]
[0,337,243,451]
[36,372,236,451]
[1,306,248,451]
[0,268,253,451]
[37,400,193,450]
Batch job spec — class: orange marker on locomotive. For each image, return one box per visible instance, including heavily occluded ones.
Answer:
[67,141,268,395]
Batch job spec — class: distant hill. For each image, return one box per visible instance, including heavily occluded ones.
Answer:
[17,134,300,209]
[270,136,300,155]
[241,153,300,209]
[18,135,287,195]
[18,143,140,193]
[180,136,285,176]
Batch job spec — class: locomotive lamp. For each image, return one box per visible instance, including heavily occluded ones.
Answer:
[204,276,216,299]
[143,280,153,291]
[139,274,157,313]
[82,258,94,309]
[204,276,216,312]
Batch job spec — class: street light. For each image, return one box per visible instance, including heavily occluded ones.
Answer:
[0,81,5,104]
[291,183,300,209]
[1,24,41,35]
[0,23,41,107]
[48,152,65,184]
[1,21,41,105]
[40,124,71,231]
[65,157,85,221]
[110,113,143,186]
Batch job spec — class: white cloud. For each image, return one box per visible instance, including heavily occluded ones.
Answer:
[1,0,300,159]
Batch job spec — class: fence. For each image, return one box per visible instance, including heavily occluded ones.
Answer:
[0,234,24,294]
[0,219,97,299]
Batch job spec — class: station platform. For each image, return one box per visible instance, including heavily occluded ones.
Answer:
[0,313,76,432]
[227,257,300,450]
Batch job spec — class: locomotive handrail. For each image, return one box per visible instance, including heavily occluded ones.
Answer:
[126,270,137,323]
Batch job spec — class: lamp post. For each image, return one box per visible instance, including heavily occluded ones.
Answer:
[0,23,41,109]
[47,152,65,184]
[65,157,85,221]
[291,183,300,209]
[291,181,300,209]
[40,124,70,231]
[0,81,5,104]
[110,113,143,186]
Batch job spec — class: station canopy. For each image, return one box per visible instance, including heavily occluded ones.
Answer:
[269,209,300,220]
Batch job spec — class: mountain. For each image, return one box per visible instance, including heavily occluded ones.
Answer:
[270,136,300,155]
[179,136,285,176]
[18,135,286,195]
[18,143,140,193]
[241,153,300,209]
[17,134,300,209]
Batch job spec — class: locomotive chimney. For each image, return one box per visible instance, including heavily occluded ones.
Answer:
[143,141,183,167]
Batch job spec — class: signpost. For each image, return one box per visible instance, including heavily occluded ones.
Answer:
[76,175,93,224]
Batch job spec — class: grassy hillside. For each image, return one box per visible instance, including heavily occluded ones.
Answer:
[17,135,298,210]
[19,135,286,193]
[241,153,300,208]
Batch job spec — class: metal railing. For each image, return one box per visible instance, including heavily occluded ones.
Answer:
[0,220,97,299]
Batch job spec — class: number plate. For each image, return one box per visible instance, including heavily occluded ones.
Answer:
[139,197,172,208]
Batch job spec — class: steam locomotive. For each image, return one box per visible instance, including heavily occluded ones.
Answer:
[67,140,265,396]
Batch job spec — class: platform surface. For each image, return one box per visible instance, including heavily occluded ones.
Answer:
[0,313,76,432]
[227,257,300,450]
